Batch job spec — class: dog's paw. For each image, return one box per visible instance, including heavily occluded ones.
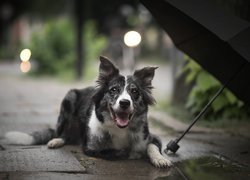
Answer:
[147,143,172,168]
[150,156,172,168]
[47,138,65,149]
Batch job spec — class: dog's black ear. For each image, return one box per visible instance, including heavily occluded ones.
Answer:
[133,67,158,105]
[97,56,119,85]
[133,67,158,88]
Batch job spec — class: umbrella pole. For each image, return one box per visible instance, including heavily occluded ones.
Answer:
[164,62,247,154]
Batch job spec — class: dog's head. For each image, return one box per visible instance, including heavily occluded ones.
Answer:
[93,56,157,129]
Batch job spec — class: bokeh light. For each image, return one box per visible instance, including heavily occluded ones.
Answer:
[20,61,31,73]
[124,31,141,47]
[20,49,31,62]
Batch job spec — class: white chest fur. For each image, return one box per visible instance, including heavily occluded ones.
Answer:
[88,108,103,137]
[88,107,130,149]
[107,126,129,149]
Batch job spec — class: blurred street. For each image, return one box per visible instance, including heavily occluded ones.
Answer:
[1,0,250,179]
[0,62,250,179]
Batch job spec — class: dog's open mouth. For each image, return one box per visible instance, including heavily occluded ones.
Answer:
[110,108,133,128]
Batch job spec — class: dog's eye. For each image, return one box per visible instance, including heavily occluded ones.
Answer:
[130,88,139,100]
[131,88,139,95]
[110,87,118,93]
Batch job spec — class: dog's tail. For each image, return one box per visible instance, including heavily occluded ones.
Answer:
[4,128,56,145]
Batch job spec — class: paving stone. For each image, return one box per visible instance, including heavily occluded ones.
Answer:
[66,146,182,179]
[0,145,85,172]
[7,172,180,180]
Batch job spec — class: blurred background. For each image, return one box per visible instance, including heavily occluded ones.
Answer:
[0,0,250,135]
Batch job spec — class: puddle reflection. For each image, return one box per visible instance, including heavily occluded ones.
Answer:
[156,156,249,180]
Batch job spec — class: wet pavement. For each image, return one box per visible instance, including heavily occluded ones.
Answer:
[0,62,250,179]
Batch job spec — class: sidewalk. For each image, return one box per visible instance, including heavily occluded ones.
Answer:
[0,62,249,179]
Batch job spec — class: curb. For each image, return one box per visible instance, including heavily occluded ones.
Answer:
[149,111,223,134]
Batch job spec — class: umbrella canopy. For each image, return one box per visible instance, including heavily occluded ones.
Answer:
[140,0,250,104]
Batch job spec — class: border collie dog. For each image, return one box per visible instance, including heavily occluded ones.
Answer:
[5,56,171,168]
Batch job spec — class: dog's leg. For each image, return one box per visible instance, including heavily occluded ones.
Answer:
[47,89,78,149]
[56,89,77,136]
[147,135,172,168]
[147,143,172,168]
[47,138,65,148]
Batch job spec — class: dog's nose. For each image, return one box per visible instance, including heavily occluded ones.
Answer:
[119,99,131,109]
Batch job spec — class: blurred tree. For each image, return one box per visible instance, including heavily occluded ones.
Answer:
[0,0,139,79]
[74,0,85,79]
[29,18,107,79]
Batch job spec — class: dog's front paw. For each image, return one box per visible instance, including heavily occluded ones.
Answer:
[47,138,65,149]
[147,143,172,168]
[150,156,172,168]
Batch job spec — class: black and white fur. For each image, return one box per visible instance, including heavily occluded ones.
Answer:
[5,56,171,168]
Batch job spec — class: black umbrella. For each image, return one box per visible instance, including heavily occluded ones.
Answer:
[140,0,250,153]
[140,0,250,104]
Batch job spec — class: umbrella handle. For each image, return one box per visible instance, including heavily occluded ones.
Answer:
[164,61,247,154]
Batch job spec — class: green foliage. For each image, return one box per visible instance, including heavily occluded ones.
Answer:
[29,17,107,80]
[30,18,75,76]
[83,21,107,80]
[183,56,250,120]
[0,47,15,60]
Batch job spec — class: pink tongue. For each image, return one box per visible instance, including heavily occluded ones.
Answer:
[116,117,129,127]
